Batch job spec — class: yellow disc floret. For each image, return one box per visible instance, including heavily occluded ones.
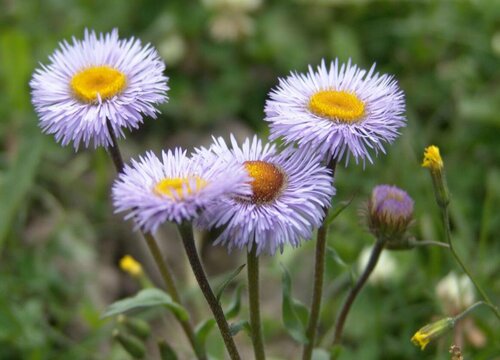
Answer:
[308,90,365,123]
[244,160,285,203]
[154,176,207,200]
[71,65,127,103]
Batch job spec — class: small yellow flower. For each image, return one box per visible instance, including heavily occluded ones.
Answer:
[422,145,443,171]
[411,317,455,350]
[120,255,143,277]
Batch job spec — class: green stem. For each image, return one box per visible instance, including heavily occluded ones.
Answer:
[178,222,241,360]
[106,120,206,360]
[247,246,265,360]
[440,205,500,320]
[453,301,487,322]
[409,239,450,248]
[106,119,125,172]
[302,160,337,360]
[332,240,385,345]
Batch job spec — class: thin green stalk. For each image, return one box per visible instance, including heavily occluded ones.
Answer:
[454,301,487,322]
[178,222,241,360]
[302,160,337,360]
[106,120,206,359]
[409,239,450,248]
[440,205,500,320]
[332,240,384,345]
[247,246,265,360]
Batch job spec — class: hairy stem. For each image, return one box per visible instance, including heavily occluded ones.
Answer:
[332,240,384,345]
[106,120,205,359]
[302,160,337,360]
[247,246,265,360]
[178,222,241,360]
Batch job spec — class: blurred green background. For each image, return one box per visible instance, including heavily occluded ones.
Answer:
[1,0,499,359]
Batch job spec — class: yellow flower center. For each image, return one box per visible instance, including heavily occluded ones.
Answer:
[244,161,285,203]
[308,90,365,123]
[70,65,127,103]
[154,177,207,200]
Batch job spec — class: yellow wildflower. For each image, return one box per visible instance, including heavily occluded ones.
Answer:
[411,317,455,350]
[120,255,143,277]
[422,145,443,171]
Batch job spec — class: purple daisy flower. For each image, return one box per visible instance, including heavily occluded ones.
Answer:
[30,29,168,149]
[112,148,250,233]
[195,135,335,255]
[265,59,406,165]
[367,184,414,242]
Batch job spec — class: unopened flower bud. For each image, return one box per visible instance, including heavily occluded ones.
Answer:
[113,329,146,359]
[367,185,414,246]
[411,317,455,350]
[119,255,143,278]
[118,315,151,340]
[422,145,449,207]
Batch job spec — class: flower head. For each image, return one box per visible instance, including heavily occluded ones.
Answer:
[119,255,143,277]
[422,145,449,207]
[422,145,443,171]
[195,135,335,255]
[30,29,168,149]
[411,317,455,350]
[265,59,406,165]
[367,185,414,244]
[436,272,475,315]
[112,148,250,232]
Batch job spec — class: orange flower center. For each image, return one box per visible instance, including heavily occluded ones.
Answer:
[244,160,285,203]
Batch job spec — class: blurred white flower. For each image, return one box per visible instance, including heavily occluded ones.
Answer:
[436,272,475,314]
[209,11,254,42]
[491,32,500,57]
[158,34,186,65]
[358,246,397,285]
[202,0,262,12]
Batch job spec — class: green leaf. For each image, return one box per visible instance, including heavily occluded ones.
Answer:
[324,195,356,227]
[229,320,251,337]
[0,127,44,254]
[195,318,216,349]
[329,344,344,360]
[158,340,178,360]
[281,265,309,344]
[224,284,243,320]
[292,299,309,329]
[101,289,188,321]
[326,247,348,268]
[113,330,146,359]
[215,264,245,303]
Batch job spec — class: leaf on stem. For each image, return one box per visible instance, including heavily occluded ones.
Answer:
[195,318,216,349]
[324,195,356,227]
[229,320,251,336]
[101,288,189,321]
[215,263,246,303]
[281,264,309,344]
[224,284,243,320]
